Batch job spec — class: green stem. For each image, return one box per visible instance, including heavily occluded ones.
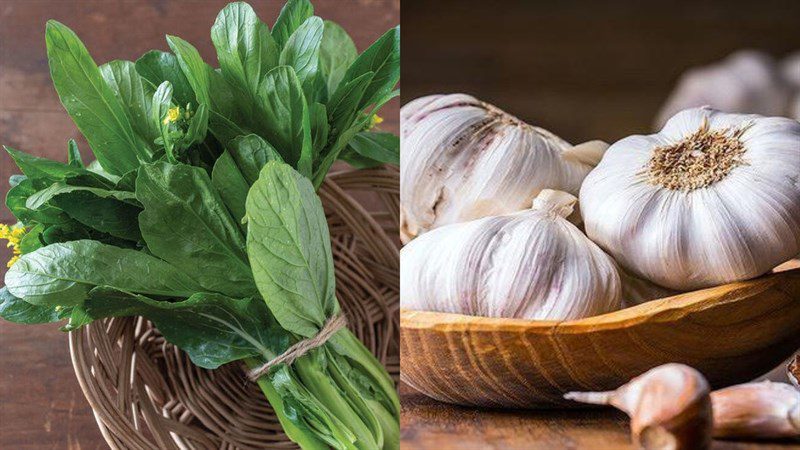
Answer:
[244,357,329,450]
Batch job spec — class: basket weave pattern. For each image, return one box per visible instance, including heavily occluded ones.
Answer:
[68,167,400,450]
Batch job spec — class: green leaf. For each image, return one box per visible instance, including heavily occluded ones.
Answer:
[136,162,256,297]
[83,288,288,369]
[18,224,45,254]
[4,146,111,189]
[228,134,282,185]
[309,103,329,158]
[114,169,137,192]
[279,16,324,97]
[86,160,121,184]
[45,20,145,175]
[342,131,399,168]
[26,183,142,241]
[184,102,210,146]
[211,2,278,95]
[208,109,249,148]
[5,240,203,306]
[100,60,159,152]
[166,35,211,107]
[0,287,68,324]
[246,161,336,338]
[67,140,83,168]
[151,81,175,158]
[135,50,195,107]
[62,305,92,331]
[319,21,357,94]
[272,0,314,49]
[26,182,138,210]
[256,66,312,176]
[6,178,71,226]
[326,72,372,142]
[211,150,250,228]
[337,26,399,110]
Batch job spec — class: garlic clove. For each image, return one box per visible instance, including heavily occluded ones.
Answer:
[711,381,800,439]
[530,189,577,218]
[561,140,610,167]
[565,363,713,450]
[790,355,799,390]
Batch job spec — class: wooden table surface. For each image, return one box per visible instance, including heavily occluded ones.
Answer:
[0,1,398,448]
[400,383,800,450]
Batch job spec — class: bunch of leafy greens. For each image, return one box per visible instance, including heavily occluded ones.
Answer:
[0,1,399,449]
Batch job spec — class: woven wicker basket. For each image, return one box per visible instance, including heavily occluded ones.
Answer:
[68,167,400,450]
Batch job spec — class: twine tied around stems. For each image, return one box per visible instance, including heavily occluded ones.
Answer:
[247,313,348,381]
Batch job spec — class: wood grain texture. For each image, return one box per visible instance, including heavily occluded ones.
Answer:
[400,382,799,450]
[0,1,398,448]
[400,268,800,409]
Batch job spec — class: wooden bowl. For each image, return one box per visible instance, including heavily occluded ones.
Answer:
[400,267,800,408]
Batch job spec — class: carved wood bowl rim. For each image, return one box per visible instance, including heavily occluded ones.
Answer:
[400,266,800,409]
[402,267,800,333]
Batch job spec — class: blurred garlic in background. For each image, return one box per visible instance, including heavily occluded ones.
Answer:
[655,50,794,128]
[400,93,608,242]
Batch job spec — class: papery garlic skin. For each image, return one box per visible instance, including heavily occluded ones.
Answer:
[581,107,800,291]
[711,382,800,439]
[400,190,621,320]
[400,93,607,243]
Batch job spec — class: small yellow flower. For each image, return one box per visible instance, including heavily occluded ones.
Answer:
[368,114,384,129]
[163,106,182,125]
[0,223,25,268]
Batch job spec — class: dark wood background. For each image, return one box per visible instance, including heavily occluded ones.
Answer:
[0,1,398,448]
[400,0,800,448]
[401,0,800,144]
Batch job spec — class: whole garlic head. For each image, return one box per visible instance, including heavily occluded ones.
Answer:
[400,190,621,320]
[400,93,608,243]
[581,107,800,291]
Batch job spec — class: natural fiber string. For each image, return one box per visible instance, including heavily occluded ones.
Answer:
[247,313,348,381]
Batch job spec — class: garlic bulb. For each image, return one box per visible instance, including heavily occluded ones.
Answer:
[581,107,800,291]
[400,93,608,242]
[781,51,800,91]
[655,50,790,129]
[710,381,799,439]
[565,364,713,450]
[619,269,681,308]
[400,190,621,320]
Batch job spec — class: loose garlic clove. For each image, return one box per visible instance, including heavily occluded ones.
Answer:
[711,381,800,439]
[565,364,713,450]
[400,93,607,243]
[790,355,799,389]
